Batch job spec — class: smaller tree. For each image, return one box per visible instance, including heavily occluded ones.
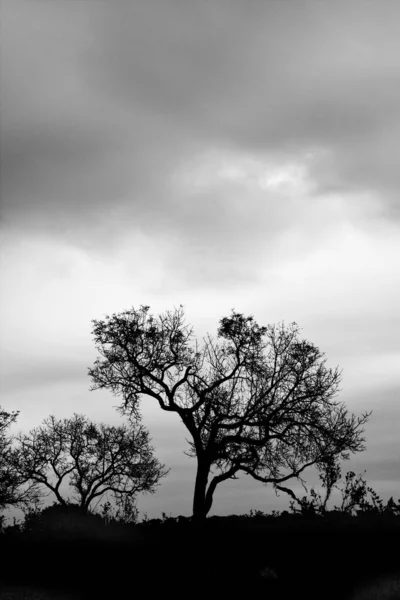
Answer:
[0,406,42,515]
[10,413,169,512]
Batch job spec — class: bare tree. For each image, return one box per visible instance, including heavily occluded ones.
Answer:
[0,407,42,514]
[89,305,371,520]
[10,413,169,512]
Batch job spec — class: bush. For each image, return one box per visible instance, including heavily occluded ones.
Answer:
[23,502,106,540]
[288,469,400,519]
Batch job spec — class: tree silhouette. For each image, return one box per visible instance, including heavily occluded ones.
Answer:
[10,413,169,512]
[0,406,42,515]
[89,305,371,520]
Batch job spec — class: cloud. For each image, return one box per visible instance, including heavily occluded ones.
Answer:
[1,1,192,247]
[84,0,400,201]
[2,0,400,260]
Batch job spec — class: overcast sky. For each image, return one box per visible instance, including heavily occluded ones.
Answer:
[1,0,399,521]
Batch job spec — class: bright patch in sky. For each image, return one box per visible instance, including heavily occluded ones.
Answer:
[173,149,315,196]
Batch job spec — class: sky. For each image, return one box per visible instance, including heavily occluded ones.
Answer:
[1,0,399,522]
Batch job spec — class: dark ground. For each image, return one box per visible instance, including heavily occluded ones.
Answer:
[1,516,399,600]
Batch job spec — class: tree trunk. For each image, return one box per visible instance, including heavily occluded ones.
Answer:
[192,459,211,521]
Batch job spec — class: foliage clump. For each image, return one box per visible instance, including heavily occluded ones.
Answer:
[23,502,106,540]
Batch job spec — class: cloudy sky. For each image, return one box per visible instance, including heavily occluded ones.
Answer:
[1,0,399,520]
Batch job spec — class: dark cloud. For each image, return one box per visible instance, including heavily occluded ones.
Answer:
[2,0,400,253]
[1,0,400,299]
[85,1,400,197]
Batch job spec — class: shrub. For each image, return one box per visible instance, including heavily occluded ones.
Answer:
[288,469,400,519]
[23,502,106,540]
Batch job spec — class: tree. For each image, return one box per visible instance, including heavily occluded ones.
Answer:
[10,413,169,512]
[0,406,42,515]
[89,305,371,520]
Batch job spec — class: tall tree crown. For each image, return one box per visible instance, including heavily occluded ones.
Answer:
[89,305,371,519]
